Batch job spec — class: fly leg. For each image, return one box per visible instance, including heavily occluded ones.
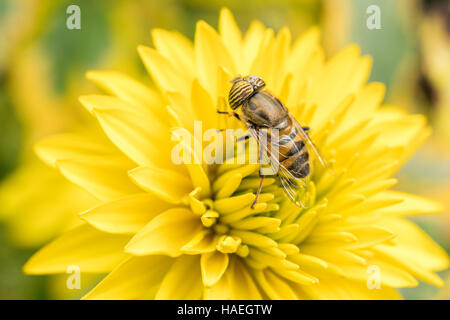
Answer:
[302,126,310,135]
[235,134,251,143]
[217,110,241,121]
[217,112,250,142]
[251,144,265,209]
[217,111,242,133]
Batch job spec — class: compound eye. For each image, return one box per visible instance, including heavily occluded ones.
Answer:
[228,81,254,109]
[253,76,265,89]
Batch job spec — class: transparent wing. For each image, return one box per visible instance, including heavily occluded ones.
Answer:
[247,127,306,208]
[278,168,307,208]
[290,117,333,172]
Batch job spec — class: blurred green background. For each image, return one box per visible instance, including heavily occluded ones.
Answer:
[0,0,448,299]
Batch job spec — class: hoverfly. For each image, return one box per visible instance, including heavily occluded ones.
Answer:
[220,75,330,208]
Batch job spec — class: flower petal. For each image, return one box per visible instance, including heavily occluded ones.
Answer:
[155,255,203,299]
[56,155,141,201]
[34,131,118,168]
[151,29,195,78]
[302,275,402,299]
[285,27,322,107]
[88,100,174,169]
[125,208,203,257]
[375,217,449,279]
[83,256,174,300]
[254,269,299,299]
[341,225,396,250]
[195,20,236,99]
[204,257,262,299]
[242,21,267,74]
[24,224,130,274]
[219,8,242,71]
[336,256,418,288]
[0,162,97,247]
[201,251,229,287]
[374,191,444,217]
[191,79,218,131]
[129,166,192,204]
[85,71,165,119]
[80,193,172,234]
[181,230,217,254]
[308,45,370,128]
[138,45,190,95]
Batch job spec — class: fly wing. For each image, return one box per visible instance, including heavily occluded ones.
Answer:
[247,126,306,208]
[290,117,333,172]
[278,168,307,208]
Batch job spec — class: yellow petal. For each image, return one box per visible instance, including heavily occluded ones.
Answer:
[289,253,328,270]
[80,193,172,234]
[333,82,384,136]
[129,166,192,204]
[375,217,449,275]
[213,193,256,214]
[201,251,229,287]
[34,131,118,168]
[191,79,218,130]
[186,163,211,199]
[151,29,195,78]
[301,245,365,267]
[125,208,202,257]
[270,27,292,94]
[91,103,173,170]
[305,231,356,244]
[155,255,203,299]
[204,257,262,299]
[242,21,267,74]
[372,115,427,149]
[24,224,130,274]
[254,269,299,299]
[302,275,402,300]
[85,71,165,120]
[181,230,217,254]
[83,256,174,299]
[214,164,259,192]
[188,188,207,215]
[374,191,444,217]
[376,250,445,287]
[195,20,236,99]
[0,162,97,247]
[335,255,418,288]
[286,27,321,98]
[215,173,242,199]
[229,216,280,231]
[219,8,242,71]
[229,229,277,248]
[340,225,396,250]
[166,91,195,131]
[308,45,368,128]
[138,45,190,95]
[56,156,141,201]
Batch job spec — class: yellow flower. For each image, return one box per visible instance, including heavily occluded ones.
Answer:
[24,8,448,299]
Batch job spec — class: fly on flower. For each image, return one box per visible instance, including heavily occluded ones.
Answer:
[222,75,332,208]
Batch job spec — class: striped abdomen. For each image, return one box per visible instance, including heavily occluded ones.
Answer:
[276,116,310,178]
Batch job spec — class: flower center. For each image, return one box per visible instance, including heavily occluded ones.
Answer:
[186,157,322,273]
